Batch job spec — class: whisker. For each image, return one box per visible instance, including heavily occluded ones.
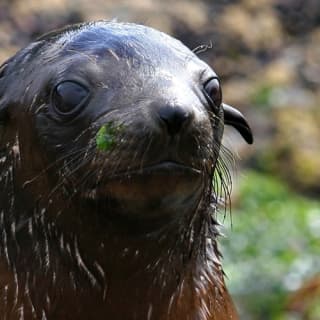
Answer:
[212,144,234,221]
[21,147,90,188]
[46,148,96,200]
[139,131,154,172]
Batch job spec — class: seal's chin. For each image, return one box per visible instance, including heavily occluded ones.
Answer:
[83,161,204,219]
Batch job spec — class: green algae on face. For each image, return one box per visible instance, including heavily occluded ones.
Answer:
[96,122,122,152]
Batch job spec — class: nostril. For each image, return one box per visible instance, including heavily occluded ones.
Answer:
[158,105,191,136]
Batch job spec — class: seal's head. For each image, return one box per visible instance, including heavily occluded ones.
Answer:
[0,21,252,229]
[0,21,253,319]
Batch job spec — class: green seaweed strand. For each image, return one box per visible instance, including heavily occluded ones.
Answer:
[96,122,118,152]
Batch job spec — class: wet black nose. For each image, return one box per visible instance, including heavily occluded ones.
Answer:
[158,105,191,136]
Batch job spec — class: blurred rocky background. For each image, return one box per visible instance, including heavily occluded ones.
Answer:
[0,0,319,318]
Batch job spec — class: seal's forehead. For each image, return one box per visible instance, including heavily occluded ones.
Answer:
[55,22,196,64]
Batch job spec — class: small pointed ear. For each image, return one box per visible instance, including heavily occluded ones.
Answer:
[222,103,253,144]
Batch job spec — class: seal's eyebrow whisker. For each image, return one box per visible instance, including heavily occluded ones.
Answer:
[192,41,213,55]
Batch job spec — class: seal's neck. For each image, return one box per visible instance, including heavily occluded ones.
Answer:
[0,155,237,319]
[48,204,235,319]
[44,204,236,318]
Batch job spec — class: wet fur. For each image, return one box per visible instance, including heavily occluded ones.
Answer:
[0,22,241,319]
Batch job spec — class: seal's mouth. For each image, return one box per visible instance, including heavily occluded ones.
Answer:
[104,161,201,179]
[82,161,203,217]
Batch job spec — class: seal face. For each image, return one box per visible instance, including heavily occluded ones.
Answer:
[2,21,227,222]
[0,21,252,319]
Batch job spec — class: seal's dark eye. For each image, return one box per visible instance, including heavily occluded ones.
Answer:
[204,78,222,109]
[52,81,89,115]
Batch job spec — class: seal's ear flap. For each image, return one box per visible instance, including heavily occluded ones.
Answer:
[223,103,253,144]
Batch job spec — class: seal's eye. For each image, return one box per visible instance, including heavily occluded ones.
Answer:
[204,78,222,109]
[52,81,89,115]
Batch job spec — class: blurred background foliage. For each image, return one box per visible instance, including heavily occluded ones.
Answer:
[0,0,319,318]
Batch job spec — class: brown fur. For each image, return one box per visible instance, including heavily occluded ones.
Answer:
[0,21,252,319]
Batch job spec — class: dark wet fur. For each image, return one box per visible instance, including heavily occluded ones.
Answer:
[0,115,233,319]
[0,21,243,319]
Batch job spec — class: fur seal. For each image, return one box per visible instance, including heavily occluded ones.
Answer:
[0,21,253,320]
